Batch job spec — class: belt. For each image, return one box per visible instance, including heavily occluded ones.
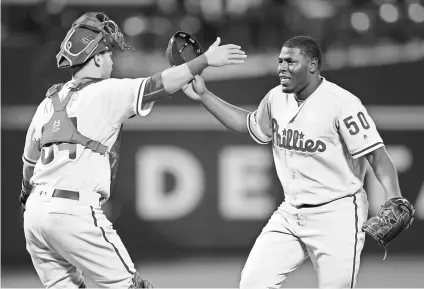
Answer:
[295,194,353,209]
[31,186,104,206]
[52,189,79,200]
[296,202,331,208]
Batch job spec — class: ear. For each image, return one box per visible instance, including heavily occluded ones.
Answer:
[309,57,318,73]
[93,54,102,67]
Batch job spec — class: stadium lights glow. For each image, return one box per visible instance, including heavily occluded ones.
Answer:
[379,3,399,23]
[123,16,147,37]
[351,12,371,32]
[408,3,424,23]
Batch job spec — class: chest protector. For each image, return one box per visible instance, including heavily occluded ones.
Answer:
[39,78,114,157]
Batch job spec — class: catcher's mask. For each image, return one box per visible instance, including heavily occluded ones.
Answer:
[165,31,204,67]
[56,12,131,69]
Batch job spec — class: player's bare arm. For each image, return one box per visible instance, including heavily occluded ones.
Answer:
[183,75,250,134]
[141,37,246,104]
[161,37,246,95]
[363,146,414,256]
[365,146,402,199]
[21,119,40,211]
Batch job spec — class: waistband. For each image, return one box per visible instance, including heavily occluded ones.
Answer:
[288,190,365,209]
[31,186,103,206]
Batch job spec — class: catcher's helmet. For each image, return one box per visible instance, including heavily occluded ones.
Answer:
[56,12,130,69]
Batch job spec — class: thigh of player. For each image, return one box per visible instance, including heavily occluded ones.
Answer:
[24,202,85,288]
[239,210,309,289]
[304,193,368,288]
[43,202,137,288]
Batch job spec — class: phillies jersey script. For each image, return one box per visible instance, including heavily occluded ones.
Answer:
[23,77,154,201]
[247,77,384,206]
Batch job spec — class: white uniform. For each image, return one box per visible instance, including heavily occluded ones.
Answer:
[242,77,384,288]
[22,77,154,288]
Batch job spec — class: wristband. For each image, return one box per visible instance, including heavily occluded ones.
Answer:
[186,54,208,76]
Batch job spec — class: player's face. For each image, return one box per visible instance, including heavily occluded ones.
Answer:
[100,51,114,79]
[278,47,311,94]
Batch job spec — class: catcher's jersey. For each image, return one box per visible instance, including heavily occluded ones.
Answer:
[247,77,384,206]
[23,77,154,200]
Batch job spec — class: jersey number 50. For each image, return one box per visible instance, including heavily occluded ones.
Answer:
[343,112,370,135]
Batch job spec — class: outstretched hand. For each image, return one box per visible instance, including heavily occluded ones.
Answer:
[182,75,207,101]
[204,37,246,67]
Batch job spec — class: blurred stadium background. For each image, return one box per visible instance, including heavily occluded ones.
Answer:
[1,0,424,287]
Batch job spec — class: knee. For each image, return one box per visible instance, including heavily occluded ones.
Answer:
[239,267,255,289]
[239,278,253,289]
[318,270,354,289]
[240,267,285,289]
[239,272,271,289]
[239,275,251,289]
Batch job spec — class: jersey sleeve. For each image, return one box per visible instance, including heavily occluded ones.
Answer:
[338,100,384,159]
[105,77,159,127]
[247,92,272,144]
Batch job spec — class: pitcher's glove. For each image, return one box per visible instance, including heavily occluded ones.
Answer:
[165,31,204,67]
[20,179,33,214]
[362,197,414,259]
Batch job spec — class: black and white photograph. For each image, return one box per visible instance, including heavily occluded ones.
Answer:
[1,0,423,288]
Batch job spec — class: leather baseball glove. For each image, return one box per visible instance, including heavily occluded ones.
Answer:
[165,31,204,67]
[362,197,414,259]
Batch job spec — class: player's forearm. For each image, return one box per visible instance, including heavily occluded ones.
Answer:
[23,163,35,183]
[161,55,208,94]
[199,89,250,134]
[366,147,402,199]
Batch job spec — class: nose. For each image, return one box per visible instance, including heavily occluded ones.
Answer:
[279,61,288,72]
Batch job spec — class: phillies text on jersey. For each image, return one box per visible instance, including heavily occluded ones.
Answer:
[247,77,384,206]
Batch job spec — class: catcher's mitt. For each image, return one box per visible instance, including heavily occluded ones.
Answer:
[362,197,414,259]
[165,31,204,67]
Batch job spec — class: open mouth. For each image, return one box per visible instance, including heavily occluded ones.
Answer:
[280,77,290,84]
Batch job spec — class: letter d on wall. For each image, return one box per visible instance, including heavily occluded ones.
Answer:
[135,146,204,220]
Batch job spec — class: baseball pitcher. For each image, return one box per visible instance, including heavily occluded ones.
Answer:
[182,36,414,288]
[20,12,246,288]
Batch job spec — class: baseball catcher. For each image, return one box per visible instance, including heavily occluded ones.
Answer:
[362,197,415,259]
[20,11,246,289]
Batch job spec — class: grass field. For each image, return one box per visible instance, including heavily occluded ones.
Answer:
[2,255,423,288]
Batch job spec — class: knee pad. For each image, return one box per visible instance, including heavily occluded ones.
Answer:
[130,272,154,288]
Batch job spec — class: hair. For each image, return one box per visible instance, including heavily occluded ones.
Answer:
[69,50,109,77]
[283,36,322,70]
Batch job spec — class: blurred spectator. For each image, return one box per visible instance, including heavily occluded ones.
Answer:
[1,0,423,53]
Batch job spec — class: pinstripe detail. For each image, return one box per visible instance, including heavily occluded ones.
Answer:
[90,206,135,275]
[90,205,98,226]
[99,227,135,275]
[247,112,270,144]
[351,195,359,288]
[351,142,384,157]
